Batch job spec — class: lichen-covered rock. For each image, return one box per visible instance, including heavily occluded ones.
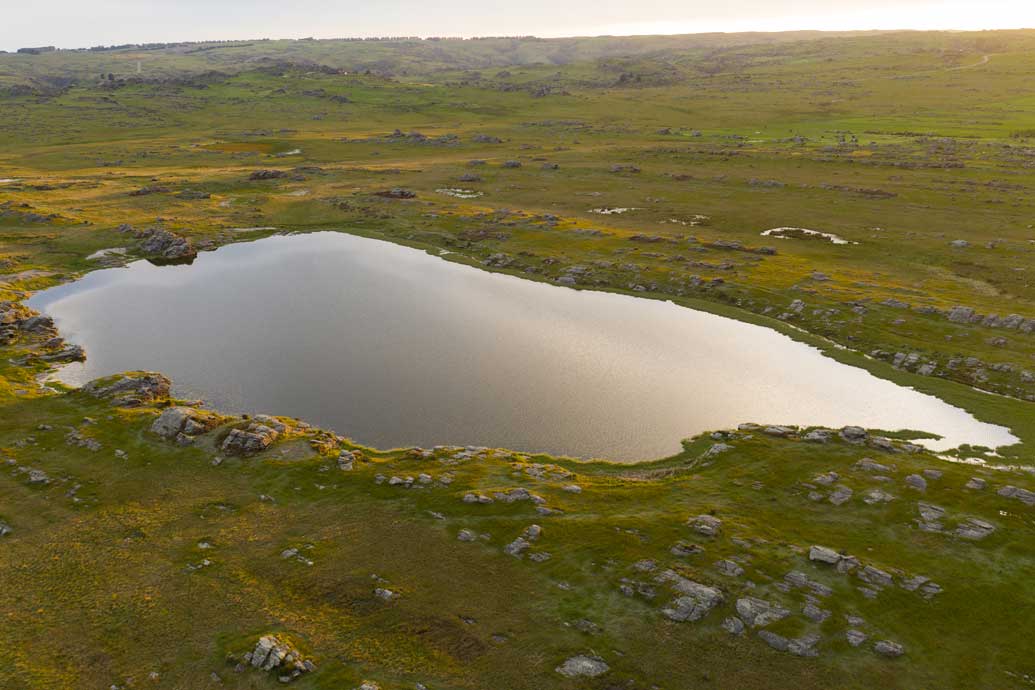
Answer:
[81,372,171,407]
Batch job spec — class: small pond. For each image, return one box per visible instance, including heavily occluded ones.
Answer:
[29,231,1016,461]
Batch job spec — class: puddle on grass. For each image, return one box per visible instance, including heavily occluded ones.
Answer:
[761,227,857,245]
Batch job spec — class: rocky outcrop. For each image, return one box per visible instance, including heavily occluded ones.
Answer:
[243,635,315,683]
[136,228,197,263]
[81,372,171,407]
[151,406,221,445]
[221,422,280,455]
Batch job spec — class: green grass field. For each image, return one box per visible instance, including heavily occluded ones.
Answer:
[2,30,1035,689]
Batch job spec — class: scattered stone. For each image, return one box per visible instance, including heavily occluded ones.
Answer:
[905,474,928,492]
[804,429,832,443]
[813,471,839,486]
[809,545,842,565]
[846,629,867,647]
[457,529,477,542]
[874,640,905,658]
[671,541,703,557]
[736,596,790,628]
[657,571,724,621]
[689,514,722,537]
[855,458,890,473]
[722,616,745,635]
[965,477,987,491]
[758,630,788,652]
[857,565,893,588]
[555,655,609,678]
[802,602,830,623]
[715,559,744,577]
[374,188,416,199]
[504,537,530,558]
[249,170,285,181]
[922,469,943,480]
[828,486,854,506]
[863,489,896,504]
[916,502,946,531]
[788,633,821,658]
[998,486,1035,506]
[841,426,868,443]
[956,517,996,540]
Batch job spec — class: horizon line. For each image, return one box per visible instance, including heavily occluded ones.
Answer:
[4,25,1035,55]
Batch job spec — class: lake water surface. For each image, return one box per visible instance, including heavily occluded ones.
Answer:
[29,231,1017,460]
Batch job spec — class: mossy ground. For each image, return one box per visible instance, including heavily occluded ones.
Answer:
[2,30,1035,689]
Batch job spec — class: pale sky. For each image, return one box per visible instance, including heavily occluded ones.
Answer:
[3,0,1034,52]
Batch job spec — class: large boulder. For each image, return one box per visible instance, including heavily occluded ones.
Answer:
[81,372,171,407]
[151,406,221,444]
[244,635,315,682]
[137,228,196,263]
[222,422,279,455]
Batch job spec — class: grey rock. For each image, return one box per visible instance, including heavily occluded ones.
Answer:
[457,529,477,542]
[955,517,996,540]
[555,655,609,678]
[874,640,905,658]
[222,423,279,455]
[503,537,530,558]
[689,514,722,537]
[137,228,197,262]
[788,633,821,658]
[813,471,839,486]
[828,486,853,506]
[657,571,724,621]
[905,474,927,491]
[840,426,868,443]
[998,485,1035,506]
[964,477,987,491]
[758,630,788,652]
[802,602,830,623]
[81,372,171,407]
[804,429,832,443]
[736,596,790,627]
[857,565,893,588]
[846,629,867,647]
[855,457,890,473]
[715,559,744,577]
[863,489,896,505]
[722,616,745,635]
[808,545,842,565]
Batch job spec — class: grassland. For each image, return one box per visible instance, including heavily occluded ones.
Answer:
[2,30,1035,689]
